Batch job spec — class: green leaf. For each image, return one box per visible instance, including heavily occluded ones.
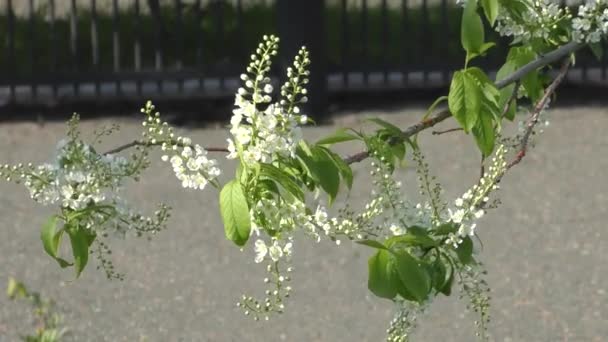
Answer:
[323,148,354,190]
[506,46,542,101]
[496,61,517,120]
[7,278,27,299]
[259,164,305,202]
[391,142,406,162]
[461,0,485,55]
[40,215,72,268]
[356,239,388,250]
[219,180,251,247]
[311,147,341,203]
[67,226,96,278]
[467,42,496,61]
[386,233,438,249]
[504,98,517,121]
[439,261,454,296]
[455,236,474,264]
[472,111,495,157]
[433,222,459,236]
[316,129,360,145]
[449,71,481,133]
[367,118,403,137]
[480,0,499,26]
[391,250,431,302]
[431,258,447,291]
[368,249,398,299]
[589,42,604,60]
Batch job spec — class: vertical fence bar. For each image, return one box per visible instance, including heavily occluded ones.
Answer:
[341,0,349,87]
[7,0,16,103]
[112,0,121,95]
[152,0,164,93]
[441,0,449,82]
[381,0,389,85]
[134,0,143,96]
[421,0,429,83]
[401,0,409,85]
[361,0,368,86]
[602,39,607,81]
[216,0,226,90]
[70,0,80,96]
[175,0,184,92]
[49,0,58,100]
[91,0,101,96]
[28,0,37,99]
[196,0,204,90]
[236,0,244,64]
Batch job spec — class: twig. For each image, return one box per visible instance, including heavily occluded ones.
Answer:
[344,110,452,164]
[432,127,463,135]
[103,140,229,155]
[505,58,571,171]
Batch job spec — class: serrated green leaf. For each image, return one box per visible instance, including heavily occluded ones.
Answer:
[220,180,251,247]
[391,250,431,302]
[386,233,438,249]
[589,41,604,60]
[67,226,95,278]
[316,129,360,145]
[311,147,341,203]
[41,215,73,268]
[481,0,499,26]
[455,236,474,264]
[391,142,406,162]
[259,164,305,202]
[322,148,354,189]
[506,46,542,101]
[449,71,482,133]
[368,249,398,299]
[472,111,495,157]
[367,118,403,137]
[432,222,458,236]
[461,0,485,55]
[432,258,447,291]
[439,262,454,296]
[356,239,388,250]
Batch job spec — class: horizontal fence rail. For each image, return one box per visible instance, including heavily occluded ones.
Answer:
[1,0,607,109]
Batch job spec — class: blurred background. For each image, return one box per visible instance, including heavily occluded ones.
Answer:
[1,1,607,342]
[0,0,607,120]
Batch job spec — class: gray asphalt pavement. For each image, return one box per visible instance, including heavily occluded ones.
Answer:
[0,106,607,341]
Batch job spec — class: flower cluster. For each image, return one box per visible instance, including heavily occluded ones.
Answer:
[0,113,171,279]
[140,101,221,190]
[495,0,570,43]
[572,0,608,43]
[386,299,429,342]
[227,35,309,166]
[445,145,508,247]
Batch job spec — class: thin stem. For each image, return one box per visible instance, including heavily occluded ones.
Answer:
[103,139,228,155]
[432,127,463,135]
[505,57,571,171]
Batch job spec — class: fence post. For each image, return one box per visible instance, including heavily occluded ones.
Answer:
[277,0,327,119]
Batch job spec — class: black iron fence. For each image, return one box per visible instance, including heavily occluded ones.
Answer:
[1,0,606,110]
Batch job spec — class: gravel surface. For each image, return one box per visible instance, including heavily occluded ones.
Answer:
[0,106,607,342]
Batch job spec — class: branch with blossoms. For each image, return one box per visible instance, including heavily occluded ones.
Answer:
[1,1,607,341]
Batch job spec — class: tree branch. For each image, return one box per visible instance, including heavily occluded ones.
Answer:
[103,140,229,155]
[102,42,584,165]
[505,58,572,171]
[344,41,583,165]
